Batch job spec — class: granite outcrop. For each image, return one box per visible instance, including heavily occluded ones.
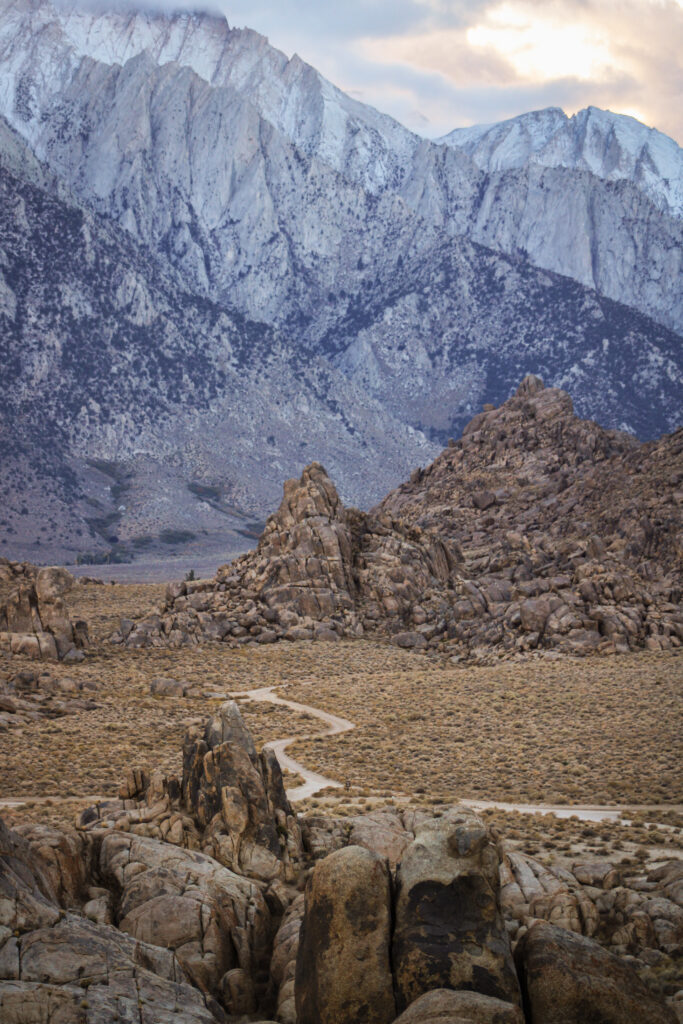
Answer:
[120,378,682,661]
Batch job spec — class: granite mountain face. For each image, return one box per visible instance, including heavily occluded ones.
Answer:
[0,0,681,563]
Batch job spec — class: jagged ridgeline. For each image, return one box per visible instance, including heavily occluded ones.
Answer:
[120,378,682,661]
[0,0,681,565]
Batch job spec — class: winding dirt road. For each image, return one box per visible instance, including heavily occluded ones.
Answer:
[1,688,679,824]
[229,688,682,822]
[231,686,355,801]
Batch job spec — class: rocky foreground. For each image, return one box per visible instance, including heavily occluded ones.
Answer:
[1,699,680,1023]
[120,377,682,660]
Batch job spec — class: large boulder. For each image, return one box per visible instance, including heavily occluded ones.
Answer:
[269,893,304,1024]
[0,817,220,1024]
[391,989,523,1023]
[393,808,520,1012]
[12,824,90,909]
[34,567,74,604]
[0,817,60,933]
[0,566,88,662]
[295,845,396,1024]
[514,920,676,1023]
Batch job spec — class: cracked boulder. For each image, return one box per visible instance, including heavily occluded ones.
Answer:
[181,700,304,883]
[295,845,396,1024]
[514,920,676,1023]
[100,831,273,1017]
[0,817,221,1024]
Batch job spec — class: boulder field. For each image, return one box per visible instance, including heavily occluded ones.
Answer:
[119,377,682,660]
[1,701,680,1023]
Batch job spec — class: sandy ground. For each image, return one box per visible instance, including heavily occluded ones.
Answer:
[68,554,243,584]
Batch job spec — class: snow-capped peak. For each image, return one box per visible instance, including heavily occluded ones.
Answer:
[440,105,683,218]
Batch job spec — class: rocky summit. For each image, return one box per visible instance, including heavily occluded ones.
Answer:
[120,377,682,661]
[1,700,679,1023]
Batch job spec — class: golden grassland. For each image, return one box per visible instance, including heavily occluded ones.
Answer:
[283,648,682,806]
[1,582,681,855]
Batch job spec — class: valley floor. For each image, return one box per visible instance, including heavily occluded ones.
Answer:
[1,581,681,872]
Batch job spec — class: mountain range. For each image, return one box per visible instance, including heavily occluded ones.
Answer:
[0,0,681,565]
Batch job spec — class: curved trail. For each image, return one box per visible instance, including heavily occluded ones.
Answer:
[228,689,681,821]
[459,799,683,824]
[230,686,355,801]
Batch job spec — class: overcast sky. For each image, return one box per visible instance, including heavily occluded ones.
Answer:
[212,0,683,142]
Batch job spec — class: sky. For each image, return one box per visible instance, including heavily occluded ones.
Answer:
[214,0,683,142]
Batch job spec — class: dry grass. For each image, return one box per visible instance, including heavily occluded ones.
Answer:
[68,580,168,642]
[1,583,681,840]
[281,647,682,807]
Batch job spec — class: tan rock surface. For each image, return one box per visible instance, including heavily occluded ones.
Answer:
[101,831,272,1015]
[0,566,89,662]
[122,378,681,660]
[391,988,524,1023]
[0,817,221,1023]
[295,844,396,1024]
[514,920,676,1023]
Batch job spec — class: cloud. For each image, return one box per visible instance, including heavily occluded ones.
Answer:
[347,0,683,139]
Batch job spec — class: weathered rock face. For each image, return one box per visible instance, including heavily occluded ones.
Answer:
[121,379,681,661]
[514,920,676,1023]
[269,893,304,1024]
[101,831,273,1016]
[12,824,90,910]
[391,988,524,1023]
[0,558,36,587]
[378,375,682,660]
[393,808,521,1012]
[0,818,221,1024]
[0,567,89,661]
[295,845,396,1024]
[181,701,304,882]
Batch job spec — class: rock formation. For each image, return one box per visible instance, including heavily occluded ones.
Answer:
[0,665,100,732]
[1,701,679,1022]
[514,921,677,1023]
[122,378,682,661]
[121,461,460,650]
[0,817,222,1024]
[378,374,682,658]
[392,809,521,1011]
[0,566,89,661]
[101,832,273,1015]
[78,700,304,885]
[181,701,304,883]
